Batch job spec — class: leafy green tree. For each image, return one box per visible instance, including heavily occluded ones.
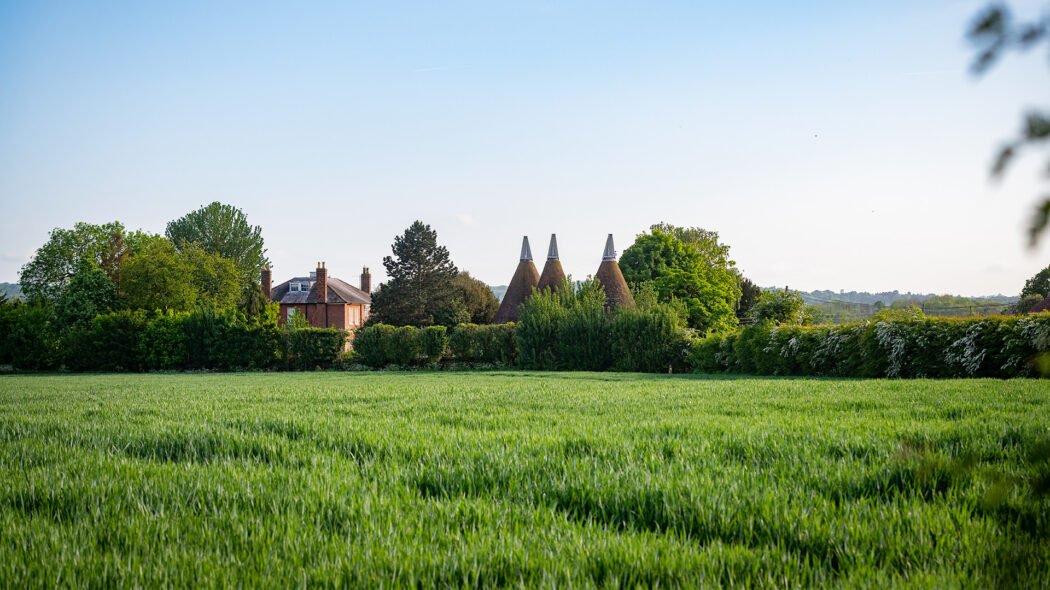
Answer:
[449,271,499,324]
[1014,293,1045,314]
[53,265,117,328]
[120,239,198,312]
[181,246,241,310]
[20,221,136,302]
[370,221,459,327]
[1021,264,1050,299]
[620,224,740,334]
[165,202,268,288]
[749,290,811,326]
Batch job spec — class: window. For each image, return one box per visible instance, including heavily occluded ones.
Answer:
[290,283,299,292]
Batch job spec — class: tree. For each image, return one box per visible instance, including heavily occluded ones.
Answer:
[370,221,459,327]
[181,245,241,310]
[749,289,811,326]
[120,238,198,312]
[736,273,762,321]
[620,224,741,334]
[20,221,133,302]
[450,271,499,324]
[53,265,117,328]
[165,202,268,288]
[968,5,1050,245]
[1021,264,1050,299]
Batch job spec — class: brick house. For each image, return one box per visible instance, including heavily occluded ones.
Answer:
[263,263,372,331]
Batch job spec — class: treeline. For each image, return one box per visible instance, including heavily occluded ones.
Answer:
[0,307,347,371]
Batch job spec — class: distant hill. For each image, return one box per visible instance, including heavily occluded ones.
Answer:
[790,289,1017,306]
[781,289,1018,322]
[490,285,508,302]
[0,283,22,301]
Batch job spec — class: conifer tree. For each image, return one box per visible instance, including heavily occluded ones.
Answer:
[370,221,459,326]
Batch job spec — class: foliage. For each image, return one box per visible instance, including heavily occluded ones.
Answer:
[388,326,423,366]
[420,326,449,365]
[690,314,1050,378]
[610,305,692,373]
[119,238,198,312]
[1015,293,1046,314]
[446,271,499,325]
[619,224,740,334]
[968,4,1050,245]
[0,302,58,369]
[370,221,459,327]
[63,310,148,372]
[736,274,762,320]
[516,280,689,372]
[139,312,189,370]
[1022,263,1050,299]
[0,373,1047,587]
[181,246,242,310]
[18,221,144,303]
[53,265,117,329]
[448,323,517,365]
[119,239,241,313]
[285,308,311,330]
[283,328,346,370]
[353,324,398,368]
[165,202,269,289]
[181,308,280,370]
[749,289,811,326]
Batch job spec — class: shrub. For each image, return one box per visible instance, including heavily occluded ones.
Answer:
[63,310,148,372]
[139,312,189,370]
[183,308,280,370]
[420,326,448,365]
[353,324,396,368]
[2,303,59,370]
[389,326,422,366]
[689,314,1050,378]
[610,305,691,372]
[449,323,517,365]
[284,328,346,370]
[749,290,810,326]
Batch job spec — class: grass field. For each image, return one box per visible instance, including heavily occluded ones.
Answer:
[0,372,1048,588]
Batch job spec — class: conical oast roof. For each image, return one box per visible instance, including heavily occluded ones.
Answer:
[537,234,567,292]
[494,237,540,323]
[595,234,634,310]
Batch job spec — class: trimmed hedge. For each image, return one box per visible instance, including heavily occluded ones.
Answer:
[689,315,1050,378]
[284,328,346,370]
[0,307,347,372]
[354,323,517,368]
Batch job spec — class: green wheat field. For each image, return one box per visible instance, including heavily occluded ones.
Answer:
[0,372,1048,588]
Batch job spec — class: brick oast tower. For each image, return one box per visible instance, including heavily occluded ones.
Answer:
[493,236,540,324]
[595,234,634,310]
[266,262,372,332]
[536,233,567,293]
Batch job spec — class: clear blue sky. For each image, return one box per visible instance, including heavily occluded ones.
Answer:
[1,1,1046,296]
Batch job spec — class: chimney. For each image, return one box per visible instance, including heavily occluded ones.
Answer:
[361,266,372,294]
[261,267,272,301]
[315,262,328,303]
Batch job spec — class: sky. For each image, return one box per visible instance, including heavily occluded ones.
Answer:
[0,1,1047,297]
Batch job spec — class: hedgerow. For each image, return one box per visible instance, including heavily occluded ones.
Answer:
[688,314,1050,378]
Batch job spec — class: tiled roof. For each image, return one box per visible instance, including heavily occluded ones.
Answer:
[271,276,371,305]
